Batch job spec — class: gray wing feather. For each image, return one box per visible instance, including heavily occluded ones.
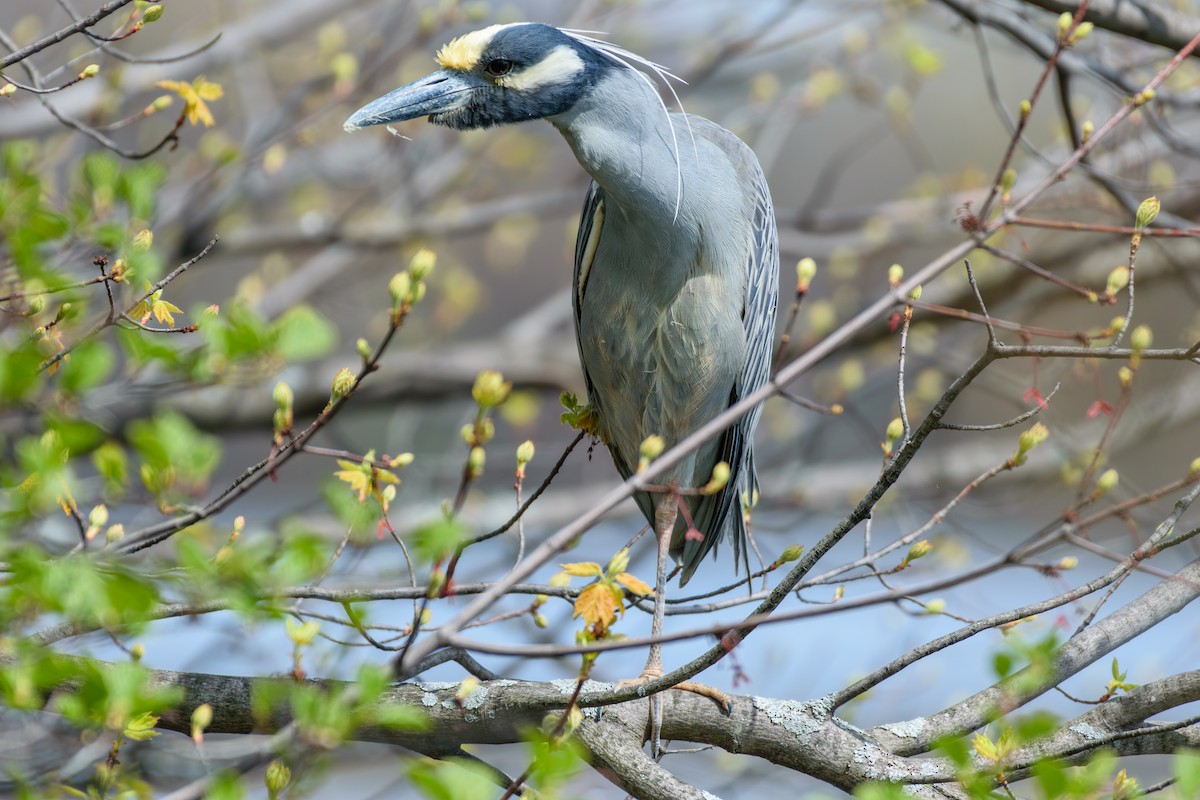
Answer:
[572,134,779,586]
[678,147,779,584]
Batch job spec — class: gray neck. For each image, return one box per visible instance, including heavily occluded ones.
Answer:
[550,68,687,224]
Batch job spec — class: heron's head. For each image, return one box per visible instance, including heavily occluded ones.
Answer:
[343,23,619,132]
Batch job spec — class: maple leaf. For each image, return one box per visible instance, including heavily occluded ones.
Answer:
[559,561,603,578]
[334,458,370,502]
[152,295,182,326]
[573,583,616,628]
[615,572,652,596]
[156,76,224,126]
[972,732,998,762]
[123,712,160,741]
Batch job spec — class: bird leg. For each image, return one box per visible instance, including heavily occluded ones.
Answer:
[634,493,731,758]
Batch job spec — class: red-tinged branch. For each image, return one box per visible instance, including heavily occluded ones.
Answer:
[1009,216,1200,237]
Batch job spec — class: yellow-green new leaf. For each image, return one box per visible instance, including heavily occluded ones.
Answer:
[560,561,603,578]
[614,572,653,596]
[123,712,161,741]
[573,583,616,627]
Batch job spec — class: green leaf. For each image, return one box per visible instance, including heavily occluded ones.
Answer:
[1013,710,1060,743]
[203,770,246,800]
[92,441,129,495]
[6,549,160,628]
[854,782,908,800]
[523,729,584,790]
[0,339,44,403]
[273,304,338,362]
[81,152,120,194]
[46,416,107,455]
[122,711,160,741]
[126,410,222,486]
[58,340,116,395]
[321,479,377,538]
[1032,757,1068,800]
[1175,749,1200,800]
[117,162,167,221]
[411,518,464,564]
[408,759,495,800]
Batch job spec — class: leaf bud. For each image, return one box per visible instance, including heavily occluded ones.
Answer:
[1017,422,1050,455]
[1000,167,1017,197]
[409,247,437,281]
[1081,120,1094,142]
[132,229,153,252]
[1135,196,1160,229]
[88,504,109,528]
[455,676,480,702]
[1117,366,1134,389]
[887,263,904,286]
[80,64,100,79]
[1130,325,1152,353]
[191,703,212,744]
[388,272,411,305]
[1019,99,1031,121]
[0,83,15,97]
[533,612,549,628]
[388,452,414,468]
[1057,556,1078,570]
[906,539,932,563]
[472,370,511,408]
[273,380,294,411]
[924,598,946,615]
[795,257,817,293]
[1105,266,1129,296]
[516,439,535,466]
[330,367,356,402]
[701,461,730,495]
[285,618,320,646]
[467,446,486,477]
[150,94,173,112]
[778,544,804,563]
[1094,468,1119,497]
[265,760,292,796]
[885,417,904,442]
[355,337,371,359]
[638,434,666,472]
[607,548,630,576]
[142,4,164,22]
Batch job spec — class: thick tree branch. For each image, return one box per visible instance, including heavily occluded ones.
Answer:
[875,556,1200,754]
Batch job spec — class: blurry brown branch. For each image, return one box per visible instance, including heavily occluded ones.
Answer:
[1019,0,1200,55]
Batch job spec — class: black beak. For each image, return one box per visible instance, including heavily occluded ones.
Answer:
[343,70,479,131]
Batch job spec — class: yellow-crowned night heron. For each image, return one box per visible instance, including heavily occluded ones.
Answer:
[345,22,778,725]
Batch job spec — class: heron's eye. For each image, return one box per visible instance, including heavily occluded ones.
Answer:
[485,59,514,77]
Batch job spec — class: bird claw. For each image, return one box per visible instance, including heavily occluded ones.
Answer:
[620,672,732,758]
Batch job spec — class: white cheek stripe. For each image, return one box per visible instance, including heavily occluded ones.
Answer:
[497,45,585,90]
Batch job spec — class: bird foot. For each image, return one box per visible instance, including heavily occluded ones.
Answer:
[619,669,732,713]
[619,669,731,759]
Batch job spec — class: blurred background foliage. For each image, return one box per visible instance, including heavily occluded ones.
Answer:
[3,0,1200,797]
